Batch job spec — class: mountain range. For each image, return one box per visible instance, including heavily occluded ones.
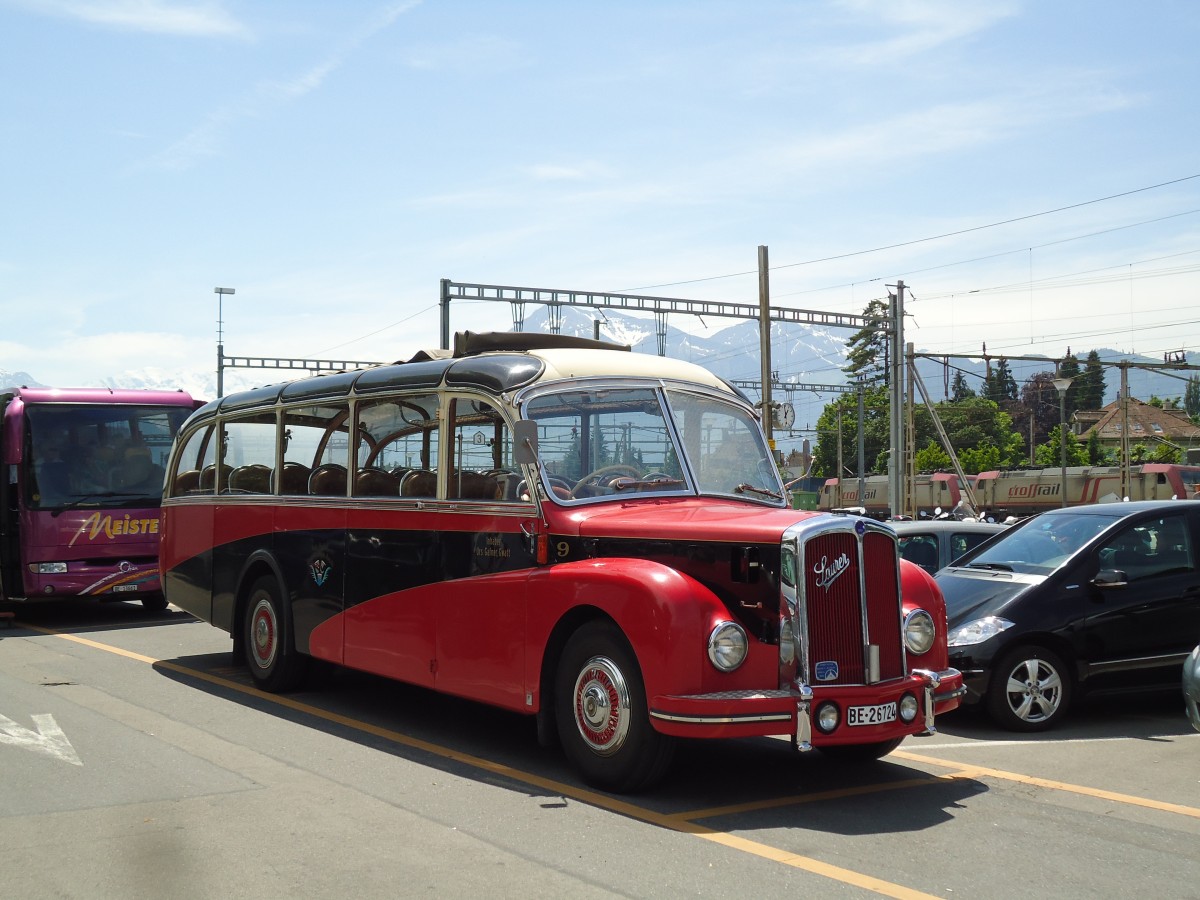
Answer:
[3,305,1195,412]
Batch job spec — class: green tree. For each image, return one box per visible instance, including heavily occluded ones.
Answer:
[950,371,975,402]
[1185,375,1200,422]
[810,386,890,478]
[1058,350,1082,416]
[1130,441,1181,464]
[983,358,1019,404]
[1021,372,1064,453]
[913,440,951,472]
[1085,429,1110,465]
[1079,350,1106,410]
[912,396,1025,474]
[959,444,1005,473]
[842,299,890,388]
[1034,425,1087,467]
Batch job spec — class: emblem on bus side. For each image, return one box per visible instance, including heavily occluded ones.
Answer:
[815,661,839,681]
[813,552,851,591]
[310,559,332,587]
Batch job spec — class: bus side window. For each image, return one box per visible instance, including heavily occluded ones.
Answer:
[283,402,348,495]
[448,397,520,501]
[356,394,439,498]
[171,424,215,496]
[223,413,277,495]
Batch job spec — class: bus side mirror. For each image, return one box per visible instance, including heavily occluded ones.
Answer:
[514,420,538,466]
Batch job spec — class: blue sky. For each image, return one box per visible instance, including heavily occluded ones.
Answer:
[2,0,1199,395]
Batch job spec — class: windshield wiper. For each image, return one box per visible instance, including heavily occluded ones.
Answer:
[735,483,782,500]
[965,562,1014,571]
[50,492,154,517]
[611,477,686,492]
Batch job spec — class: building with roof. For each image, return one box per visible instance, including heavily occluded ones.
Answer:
[1077,396,1200,457]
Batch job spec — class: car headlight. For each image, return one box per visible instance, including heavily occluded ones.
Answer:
[947,615,1014,647]
[34,562,68,574]
[707,621,748,672]
[903,609,937,655]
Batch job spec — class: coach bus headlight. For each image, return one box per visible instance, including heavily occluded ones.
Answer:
[903,609,936,655]
[707,621,748,672]
[33,562,68,574]
[899,692,920,723]
[816,702,839,733]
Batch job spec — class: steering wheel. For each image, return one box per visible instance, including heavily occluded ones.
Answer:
[569,464,641,498]
[515,475,574,501]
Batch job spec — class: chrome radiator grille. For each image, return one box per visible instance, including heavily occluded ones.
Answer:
[783,519,905,688]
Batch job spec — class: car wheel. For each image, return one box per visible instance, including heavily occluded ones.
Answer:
[555,621,674,793]
[817,737,905,761]
[986,644,1072,731]
[243,575,308,692]
[140,592,169,612]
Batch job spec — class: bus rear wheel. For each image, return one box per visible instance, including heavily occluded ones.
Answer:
[555,621,674,793]
[243,575,307,692]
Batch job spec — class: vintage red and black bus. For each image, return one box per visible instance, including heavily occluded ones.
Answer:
[161,332,963,791]
[1,387,199,610]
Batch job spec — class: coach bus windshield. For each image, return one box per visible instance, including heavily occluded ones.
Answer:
[24,404,191,510]
[523,387,783,503]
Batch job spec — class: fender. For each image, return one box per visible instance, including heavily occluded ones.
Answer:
[524,557,737,704]
[221,548,288,638]
[899,559,951,671]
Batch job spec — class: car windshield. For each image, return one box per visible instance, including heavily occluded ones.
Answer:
[957,510,1121,574]
[522,386,783,504]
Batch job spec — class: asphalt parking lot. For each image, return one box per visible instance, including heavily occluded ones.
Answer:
[2,600,1197,899]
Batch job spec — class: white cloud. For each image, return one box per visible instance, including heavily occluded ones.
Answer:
[824,0,1019,65]
[8,0,251,38]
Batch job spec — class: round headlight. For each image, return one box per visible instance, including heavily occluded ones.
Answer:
[898,692,920,723]
[903,609,937,655]
[816,701,840,733]
[707,621,749,672]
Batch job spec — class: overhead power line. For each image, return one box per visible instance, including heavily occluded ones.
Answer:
[618,174,1200,293]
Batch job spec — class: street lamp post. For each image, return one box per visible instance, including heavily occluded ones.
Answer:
[214,287,235,398]
[1052,376,1073,508]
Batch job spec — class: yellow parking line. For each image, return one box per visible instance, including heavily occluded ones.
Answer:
[893,749,1200,819]
[20,621,942,899]
[665,771,976,822]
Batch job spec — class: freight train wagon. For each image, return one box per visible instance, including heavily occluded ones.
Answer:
[818,472,967,519]
[973,464,1200,518]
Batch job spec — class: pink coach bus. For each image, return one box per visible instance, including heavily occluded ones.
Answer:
[1,387,200,610]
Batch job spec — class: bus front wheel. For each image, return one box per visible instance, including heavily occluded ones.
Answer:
[243,575,307,692]
[555,621,674,793]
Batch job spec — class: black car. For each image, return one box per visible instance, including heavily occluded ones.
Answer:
[938,500,1200,731]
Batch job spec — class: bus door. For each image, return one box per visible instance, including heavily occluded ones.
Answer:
[0,396,19,600]
[342,395,440,685]
[273,404,349,660]
[434,397,539,709]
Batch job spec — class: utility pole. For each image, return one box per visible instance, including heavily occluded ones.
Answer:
[214,286,235,398]
[758,245,773,447]
[888,281,906,518]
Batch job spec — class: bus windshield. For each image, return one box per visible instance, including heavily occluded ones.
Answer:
[523,386,783,503]
[25,403,192,510]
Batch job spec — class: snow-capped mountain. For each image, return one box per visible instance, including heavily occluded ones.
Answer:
[0,370,45,391]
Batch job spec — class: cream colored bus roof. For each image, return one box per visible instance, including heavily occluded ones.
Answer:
[530,348,734,392]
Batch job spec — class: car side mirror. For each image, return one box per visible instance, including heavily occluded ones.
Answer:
[513,420,538,466]
[1093,568,1128,588]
